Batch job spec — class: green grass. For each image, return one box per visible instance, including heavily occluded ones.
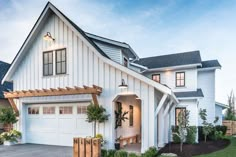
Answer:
[194,136,236,157]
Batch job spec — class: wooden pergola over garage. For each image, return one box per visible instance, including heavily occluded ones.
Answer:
[4,85,102,116]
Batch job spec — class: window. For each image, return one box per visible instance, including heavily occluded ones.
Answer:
[129,105,133,126]
[152,74,161,83]
[176,72,185,87]
[43,51,53,76]
[59,106,73,114]
[123,57,128,67]
[56,49,66,74]
[43,106,55,114]
[175,108,186,126]
[77,105,87,114]
[28,107,40,115]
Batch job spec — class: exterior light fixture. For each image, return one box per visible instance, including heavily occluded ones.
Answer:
[118,79,128,89]
[43,32,55,41]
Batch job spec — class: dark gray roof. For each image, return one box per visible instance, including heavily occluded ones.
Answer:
[0,61,13,98]
[134,51,202,69]
[174,89,204,98]
[199,60,221,69]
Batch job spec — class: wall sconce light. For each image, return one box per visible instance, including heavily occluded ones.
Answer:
[119,79,128,89]
[43,32,55,41]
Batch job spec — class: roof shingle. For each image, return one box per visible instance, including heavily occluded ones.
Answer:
[134,51,202,69]
[174,88,204,98]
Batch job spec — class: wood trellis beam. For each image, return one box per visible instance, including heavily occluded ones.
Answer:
[8,98,19,116]
[4,85,102,99]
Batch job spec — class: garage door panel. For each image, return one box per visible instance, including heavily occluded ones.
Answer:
[27,132,58,145]
[25,103,93,146]
[76,118,93,135]
[58,118,75,133]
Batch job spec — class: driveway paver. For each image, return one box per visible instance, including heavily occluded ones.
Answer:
[0,144,72,157]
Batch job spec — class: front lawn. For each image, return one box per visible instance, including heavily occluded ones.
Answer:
[194,136,236,157]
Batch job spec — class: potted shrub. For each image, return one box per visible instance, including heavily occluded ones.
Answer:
[0,108,18,132]
[0,129,21,146]
[114,104,128,150]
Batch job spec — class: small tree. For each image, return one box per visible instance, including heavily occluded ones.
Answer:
[173,109,190,152]
[86,103,110,137]
[199,108,219,142]
[225,90,236,120]
[0,107,18,132]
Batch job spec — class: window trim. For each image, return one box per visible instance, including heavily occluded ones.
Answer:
[43,51,53,76]
[55,48,67,75]
[175,107,186,126]
[176,72,185,87]
[152,74,161,83]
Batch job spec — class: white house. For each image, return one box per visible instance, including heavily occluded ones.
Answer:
[2,2,222,152]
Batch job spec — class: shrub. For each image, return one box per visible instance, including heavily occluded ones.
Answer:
[172,126,180,143]
[129,153,139,157]
[102,149,108,157]
[114,150,128,157]
[107,149,117,157]
[142,147,158,157]
[215,125,227,135]
[186,126,197,144]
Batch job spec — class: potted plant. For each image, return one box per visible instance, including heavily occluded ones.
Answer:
[86,103,110,137]
[0,129,21,146]
[0,108,18,132]
[114,103,128,150]
[95,133,107,147]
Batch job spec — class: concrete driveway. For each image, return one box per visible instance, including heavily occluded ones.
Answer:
[0,144,72,157]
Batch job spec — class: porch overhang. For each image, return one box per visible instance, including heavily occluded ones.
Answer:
[4,85,102,116]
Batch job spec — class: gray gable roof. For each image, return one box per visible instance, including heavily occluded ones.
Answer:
[0,61,13,98]
[134,51,202,69]
[174,88,204,98]
[199,60,221,69]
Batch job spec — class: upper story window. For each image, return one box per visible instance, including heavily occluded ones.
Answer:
[123,57,128,67]
[176,72,185,87]
[152,74,161,83]
[43,51,53,76]
[56,49,67,74]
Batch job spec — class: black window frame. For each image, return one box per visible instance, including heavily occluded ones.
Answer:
[55,48,67,75]
[43,51,53,76]
[129,105,134,127]
[176,72,185,87]
[175,107,186,126]
[152,74,161,83]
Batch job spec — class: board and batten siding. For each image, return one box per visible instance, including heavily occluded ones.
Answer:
[11,12,157,151]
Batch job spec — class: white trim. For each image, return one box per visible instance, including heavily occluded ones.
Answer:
[141,63,202,73]
[130,62,148,70]
[198,66,221,71]
[155,93,168,117]
[177,97,203,100]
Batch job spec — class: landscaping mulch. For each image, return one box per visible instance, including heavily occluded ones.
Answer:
[158,139,230,157]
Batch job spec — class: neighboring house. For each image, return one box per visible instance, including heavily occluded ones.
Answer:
[0,61,13,130]
[215,102,228,125]
[1,2,221,152]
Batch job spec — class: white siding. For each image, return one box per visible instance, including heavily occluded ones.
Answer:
[198,70,216,125]
[215,105,223,125]
[144,68,198,92]
[10,13,158,152]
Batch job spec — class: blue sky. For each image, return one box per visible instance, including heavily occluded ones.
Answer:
[0,0,236,103]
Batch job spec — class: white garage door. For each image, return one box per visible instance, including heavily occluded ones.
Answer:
[25,102,93,146]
